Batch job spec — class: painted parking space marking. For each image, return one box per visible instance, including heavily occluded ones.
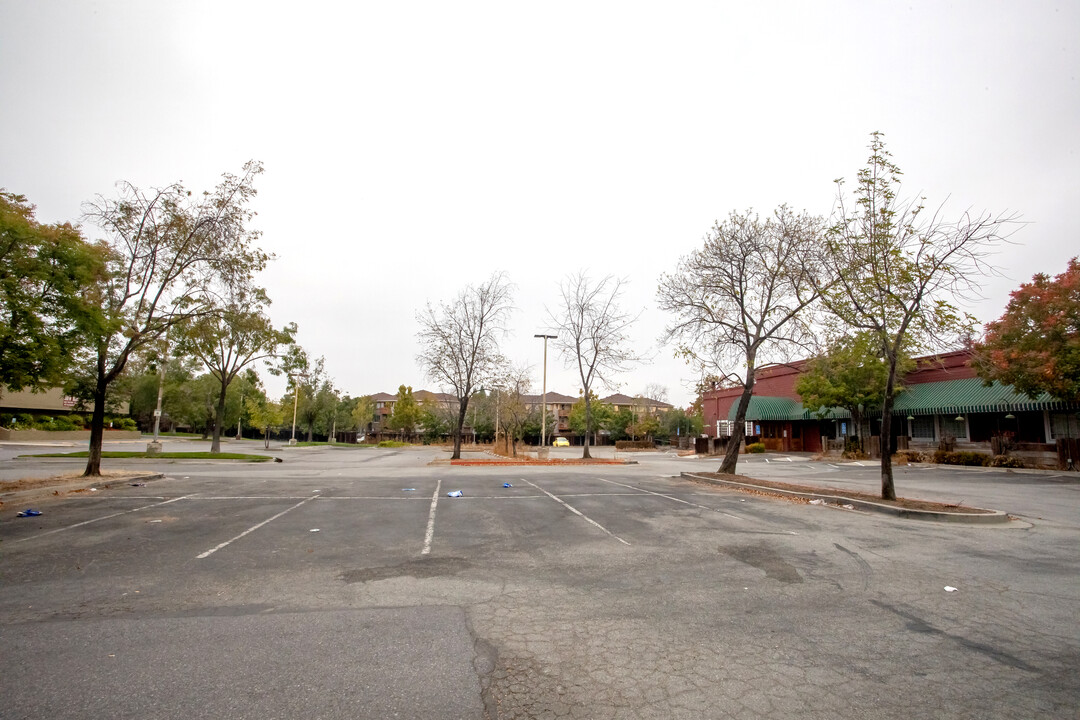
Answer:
[597,477,744,520]
[521,479,631,546]
[421,478,443,555]
[196,495,320,559]
[11,495,191,544]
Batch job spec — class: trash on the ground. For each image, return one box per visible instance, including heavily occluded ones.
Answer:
[310,528,320,533]
[90,488,98,492]
[130,482,146,487]
[17,509,43,517]
[944,586,958,592]
[402,488,416,492]
[502,482,513,488]
[740,499,746,502]
[447,490,463,498]
[809,499,825,505]
[273,457,283,463]
[842,503,855,510]
[148,519,162,523]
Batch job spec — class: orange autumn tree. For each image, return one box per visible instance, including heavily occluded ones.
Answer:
[972,258,1080,402]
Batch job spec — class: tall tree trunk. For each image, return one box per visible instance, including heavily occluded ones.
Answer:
[83,380,108,476]
[582,394,592,459]
[211,377,227,454]
[880,360,898,500]
[452,399,468,460]
[719,368,756,475]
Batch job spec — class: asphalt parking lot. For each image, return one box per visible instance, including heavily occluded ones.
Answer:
[1,443,1078,719]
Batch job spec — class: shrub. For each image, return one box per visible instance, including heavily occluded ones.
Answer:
[933,450,990,466]
[378,440,409,448]
[844,436,862,454]
[746,442,766,454]
[988,454,1026,468]
[894,450,925,464]
[69,414,86,428]
[15,413,34,427]
[615,440,655,450]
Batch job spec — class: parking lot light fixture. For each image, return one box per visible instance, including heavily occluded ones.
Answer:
[534,334,557,446]
[290,373,310,445]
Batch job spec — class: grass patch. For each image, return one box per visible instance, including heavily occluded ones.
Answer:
[25,451,272,462]
[377,440,411,448]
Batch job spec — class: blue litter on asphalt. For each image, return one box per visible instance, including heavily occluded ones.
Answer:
[447,490,463,498]
[402,488,416,492]
[17,509,43,517]
[502,483,513,488]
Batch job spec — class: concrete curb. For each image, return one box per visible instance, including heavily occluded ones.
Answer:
[681,472,1010,524]
[1,472,166,506]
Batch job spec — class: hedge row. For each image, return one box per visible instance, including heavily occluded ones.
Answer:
[0,413,138,432]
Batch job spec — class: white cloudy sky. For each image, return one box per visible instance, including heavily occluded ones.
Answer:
[2,1,1077,407]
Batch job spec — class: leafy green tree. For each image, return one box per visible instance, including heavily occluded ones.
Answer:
[660,407,703,439]
[972,258,1080,403]
[605,408,634,442]
[76,162,266,475]
[796,332,913,438]
[819,132,1017,499]
[350,395,376,435]
[658,205,825,475]
[419,398,453,443]
[0,191,105,396]
[178,275,295,452]
[568,392,613,444]
[246,395,285,448]
[387,385,422,438]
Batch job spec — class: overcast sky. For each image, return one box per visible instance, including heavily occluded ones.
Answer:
[2,1,1077,408]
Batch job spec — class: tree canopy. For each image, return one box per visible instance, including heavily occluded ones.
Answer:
[658,205,824,474]
[0,191,104,396]
[972,257,1080,402]
[819,132,1017,499]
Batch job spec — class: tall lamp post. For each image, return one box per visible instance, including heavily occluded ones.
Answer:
[534,334,557,447]
[289,372,309,445]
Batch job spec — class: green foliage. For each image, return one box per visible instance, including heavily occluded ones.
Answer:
[659,407,703,438]
[377,440,410,448]
[568,393,613,435]
[350,395,376,433]
[747,442,766,453]
[387,385,422,435]
[972,258,1080,403]
[0,190,105,395]
[796,332,912,434]
[605,408,634,442]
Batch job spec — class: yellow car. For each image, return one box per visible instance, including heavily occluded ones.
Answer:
[552,437,570,447]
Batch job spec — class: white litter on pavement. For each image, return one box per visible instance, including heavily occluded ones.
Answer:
[944,586,958,592]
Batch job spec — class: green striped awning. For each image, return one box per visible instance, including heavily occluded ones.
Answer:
[726,396,851,422]
[728,378,1077,423]
[889,378,1077,415]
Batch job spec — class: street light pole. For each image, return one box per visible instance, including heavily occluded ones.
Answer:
[534,334,556,447]
[289,373,309,445]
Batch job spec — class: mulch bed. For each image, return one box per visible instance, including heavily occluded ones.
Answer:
[690,472,994,513]
[451,458,630,466]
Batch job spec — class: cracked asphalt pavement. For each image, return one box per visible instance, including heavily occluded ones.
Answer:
[1,443,1077,718]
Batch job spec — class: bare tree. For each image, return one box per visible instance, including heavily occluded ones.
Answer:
[548,273,640,459]
[416,273,514,459]
[77,162,265,476]
[821,132,1018,500]
[657,205,824,475]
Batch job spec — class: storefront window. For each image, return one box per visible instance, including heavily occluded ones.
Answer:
[942,415,967,440]
[910,416,935,440]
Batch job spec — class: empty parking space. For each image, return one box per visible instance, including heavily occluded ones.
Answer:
[3,447,1079,719]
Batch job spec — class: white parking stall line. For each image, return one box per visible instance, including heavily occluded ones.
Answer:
[12,495,191,544]
[521,479,631,546]
[197,495,319,559]
[597,478,744,520]
[421,478,443,555]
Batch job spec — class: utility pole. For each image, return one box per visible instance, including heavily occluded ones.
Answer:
[290,373,309,445]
